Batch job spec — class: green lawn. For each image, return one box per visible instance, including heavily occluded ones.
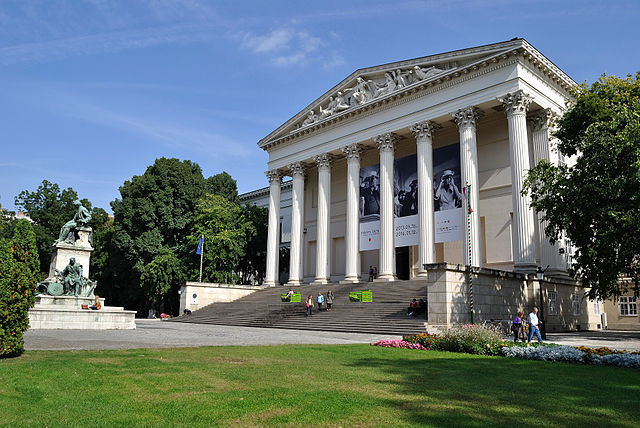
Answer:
[1,345,639,427]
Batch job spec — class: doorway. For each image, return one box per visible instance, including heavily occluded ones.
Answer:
[396,246,410,280]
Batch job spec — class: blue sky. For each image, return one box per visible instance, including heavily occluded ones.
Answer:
[1,0,639,212]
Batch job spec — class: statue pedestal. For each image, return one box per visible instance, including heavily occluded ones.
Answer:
[29,295,136,330]
[48,227,93,280]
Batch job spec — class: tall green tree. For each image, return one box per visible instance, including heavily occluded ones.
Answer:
[237,204,268,284]
[110,158,209,312]
[206,171,238,203]
[189,194,254,283]
[524,72,640,299]
[140,249,184,314]
[0,220,40,357]
[89,208,119,305]
[14,180,91,275]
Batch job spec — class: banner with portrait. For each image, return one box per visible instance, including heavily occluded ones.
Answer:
[433,143,463,243]
[359,154,419,250]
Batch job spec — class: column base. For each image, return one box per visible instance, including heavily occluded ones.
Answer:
[415,270,428,277]
[286,279,304,287]
[513,263,537,274]
[310,279,330,286]
[546,268,571,278]
[339,276,361,284]
[374,274,397,283]
[263,281,277,287]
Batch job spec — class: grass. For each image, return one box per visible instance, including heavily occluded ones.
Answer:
[1,345,639,427]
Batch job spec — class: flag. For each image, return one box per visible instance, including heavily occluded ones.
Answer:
[196,236,204,255]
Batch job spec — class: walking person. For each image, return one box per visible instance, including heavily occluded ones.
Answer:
[305,295,314,316]
[317,292,325,312]
[511,311,524,342]
[527,307,543,343]
[326,290,334,311]
[368,266,374,282]
[373,266,378,279]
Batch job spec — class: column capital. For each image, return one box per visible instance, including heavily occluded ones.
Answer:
[452,106,482,129]
[498,90,533,117]
[374,132,399,152]
[288,162,305,178]
[265,169,281,183]
[341,143,362,161]
[313,153,332,169]
[410,120,439,141]
[528,108,555,132]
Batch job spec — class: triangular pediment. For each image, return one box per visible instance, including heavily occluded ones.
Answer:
[258,38,575,150]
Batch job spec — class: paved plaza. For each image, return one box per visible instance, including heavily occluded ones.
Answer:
[24,320,640,351]
[24,319,400,351]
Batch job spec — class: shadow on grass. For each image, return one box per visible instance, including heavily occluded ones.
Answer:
[351,349,640,427]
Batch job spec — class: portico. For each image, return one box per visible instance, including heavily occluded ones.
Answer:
[260,39,574,286]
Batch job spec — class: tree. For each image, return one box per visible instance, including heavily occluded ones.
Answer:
[524,72,640,299]
[14,180,91,275]
[237,204,268,284]
[110,158,209,312]
[89,208,119,305]
[0,220,40,357]
[189,194,254,283]
[206,171,238,203]
[140,249,184,314]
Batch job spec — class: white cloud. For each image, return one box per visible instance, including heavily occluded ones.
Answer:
[236,26,343,69]
[241,28,294,53]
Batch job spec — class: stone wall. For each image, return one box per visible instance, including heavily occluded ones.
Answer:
[425,263,601,331]
[179,282,262,314]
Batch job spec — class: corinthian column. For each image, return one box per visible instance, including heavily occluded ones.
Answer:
[529,109,568,277]
[452,107,482,267]
[499,90,536,273]
[287,162,305,285]
[264,170,281,286]
[375,132,398,281]
[410,121,437,275]
[341,144,362,283]
[312,154,332,284]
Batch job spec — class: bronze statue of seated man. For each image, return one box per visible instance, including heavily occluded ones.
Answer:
[56,200,91,244]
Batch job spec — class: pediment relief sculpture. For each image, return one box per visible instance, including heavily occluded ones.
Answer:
[293,64,449,131]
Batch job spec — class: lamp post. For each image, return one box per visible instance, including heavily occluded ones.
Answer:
[535,265,549,340]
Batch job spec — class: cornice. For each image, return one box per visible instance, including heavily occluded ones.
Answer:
[238,180,293,201]
[258,40,576,152]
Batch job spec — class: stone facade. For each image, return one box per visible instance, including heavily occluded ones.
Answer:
[424,264,600,331]
[179,282,261,314]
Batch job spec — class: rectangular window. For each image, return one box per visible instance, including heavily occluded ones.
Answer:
[619,296,638,316]
[572,293,581,316]
[593,299,601,316]
[548,291,558,316]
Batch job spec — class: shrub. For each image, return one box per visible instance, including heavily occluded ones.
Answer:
[501,345,586,363]
[0,220,40,358]
[593,354,640,369]
[436,324,504,356]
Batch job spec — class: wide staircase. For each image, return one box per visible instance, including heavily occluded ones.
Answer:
[171,280,428,335]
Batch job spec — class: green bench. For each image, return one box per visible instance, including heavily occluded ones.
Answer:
[281,292,301,302]
[349,289,373,302]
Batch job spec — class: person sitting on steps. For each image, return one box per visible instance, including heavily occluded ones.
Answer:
[407,299,418,317]
[284,288,294,301]
[89,295,102,310]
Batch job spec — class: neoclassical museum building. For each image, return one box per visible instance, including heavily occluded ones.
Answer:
[254,39,603,330]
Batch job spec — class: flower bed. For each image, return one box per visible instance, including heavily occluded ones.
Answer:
[370,340,426,350]
[373,324,640,369]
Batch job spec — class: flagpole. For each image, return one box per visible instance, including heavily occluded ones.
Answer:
[199,235,204,283]
[465,182,474,324]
